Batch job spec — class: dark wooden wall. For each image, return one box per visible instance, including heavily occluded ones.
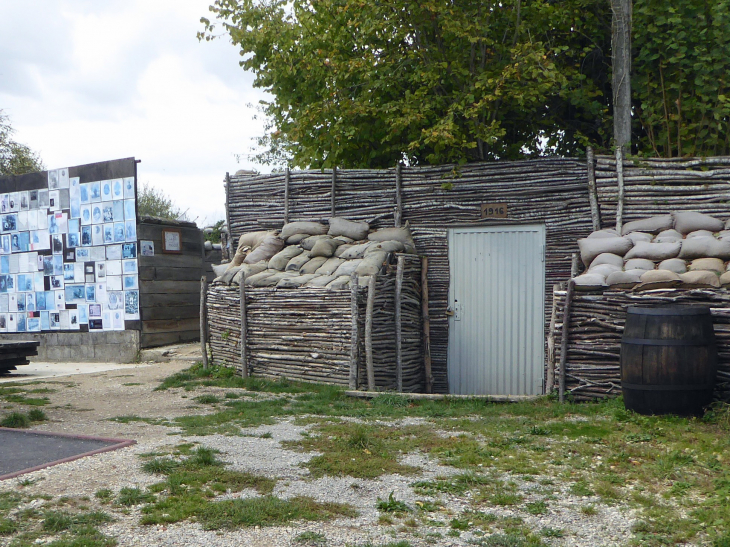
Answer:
[137,216,204,348]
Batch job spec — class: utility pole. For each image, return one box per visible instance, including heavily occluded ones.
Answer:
[611,0,632,152]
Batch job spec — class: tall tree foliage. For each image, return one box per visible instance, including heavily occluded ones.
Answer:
[0,111,44,176]
[633,1,730,157]
[201,0,612,168]
[137,183,187,221]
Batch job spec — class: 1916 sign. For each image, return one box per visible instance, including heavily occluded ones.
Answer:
[481,203,508,218]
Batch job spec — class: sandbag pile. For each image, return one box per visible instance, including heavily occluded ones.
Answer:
[573,212,730,291]
[213,218,416,289]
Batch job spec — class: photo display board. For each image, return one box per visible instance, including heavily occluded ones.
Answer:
[0,159,139,333]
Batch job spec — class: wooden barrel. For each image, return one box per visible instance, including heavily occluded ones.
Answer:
[621,306,717,416]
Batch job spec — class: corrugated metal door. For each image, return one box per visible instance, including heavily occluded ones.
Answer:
[448,225,545,395]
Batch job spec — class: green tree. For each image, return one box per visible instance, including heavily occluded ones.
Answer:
[137,183,187,220]
[200,0,612,168]
[0,111,44,176]
[633,0,730,157]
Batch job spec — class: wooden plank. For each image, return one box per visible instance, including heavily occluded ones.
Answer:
[141,317,200,334]
[395,256,404,392]
[558,279,575,403]
[139,293,201,306]
[394,162,402,227]
[139,305,199,321]
[365,275,376,391]
[141,330,199,348]
[615,147,625,233]
[138,254,204,268]
[546,283,560,394]
[140,280,202,294]
[200,276,208,368]
[421,256,433,393]
[349,272,359,389]
[586,147,601,231]
[240,281,248,378]
[331,167,337,217]
[139,266,205,282]
[284,167,290,224]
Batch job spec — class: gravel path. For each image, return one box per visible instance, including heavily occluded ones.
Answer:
[0,358,640,546]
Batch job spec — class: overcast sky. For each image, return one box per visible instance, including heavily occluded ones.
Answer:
[0,0,268,227]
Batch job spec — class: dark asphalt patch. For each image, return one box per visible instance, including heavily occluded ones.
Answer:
[0,428,135,480]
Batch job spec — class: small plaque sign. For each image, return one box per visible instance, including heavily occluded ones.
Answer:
[481,203,508,219]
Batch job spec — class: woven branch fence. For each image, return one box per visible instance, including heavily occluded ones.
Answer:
[207,254,424,391]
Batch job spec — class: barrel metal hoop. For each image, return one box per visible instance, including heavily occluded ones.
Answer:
[621,338,714,347]
[622,383,713,391]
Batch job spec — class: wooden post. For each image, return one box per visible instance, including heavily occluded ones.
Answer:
[395,256,404,392]
[586,147,601,231]
[200,276,208,369]
[284,167,290,224]
[365,275,376,391]
[224,172,231,260]
[570,252,580,278]
[611,0,632,153]
[615,146,625,234]
[349,272,359,389]
[394,163,403,227]
[546,283,560,394]
[239,281,248,378]
[421,257,433,393]
[559,279,576,403]
[331,167,337,218]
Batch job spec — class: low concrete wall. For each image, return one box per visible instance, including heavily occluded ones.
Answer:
[0,331,139,363]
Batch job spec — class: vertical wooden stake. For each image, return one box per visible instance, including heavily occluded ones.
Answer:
[284,167,290,225]
[586,147,601,231]
[331,167,337,218]
[559,280,576,403]
[546,283,560,394]
[365,275,376,391]
[394,163,403,227]
[615,146,625,234]
[224,172,232,261]
[421,257,433,394]
[395,256,404,392]
[570,252,580,279]
[200,276,208,369]
[349,273,359,389]
[239,281,248,378]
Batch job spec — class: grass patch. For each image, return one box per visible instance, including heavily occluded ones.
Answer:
[377,492,410,514]
[1,411,30,428]
[294,531,327,545]
[107,415,168,426]
[117,488,155,506]
[194,394,221,405]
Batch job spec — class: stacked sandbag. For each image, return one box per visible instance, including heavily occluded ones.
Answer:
[575,211,730,291]
[212,219,418,290]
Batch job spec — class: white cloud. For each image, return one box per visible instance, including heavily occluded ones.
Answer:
[0,0,269,227]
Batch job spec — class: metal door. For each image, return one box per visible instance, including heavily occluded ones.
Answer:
[448,225,545,395]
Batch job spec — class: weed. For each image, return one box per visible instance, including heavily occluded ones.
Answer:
[450,517,470,530]
[0,518,17,535]
[0,412,30,428]
[142,458,179,475]
[377,492,410,514]
[540,527,564,538]
[490,492,523,506]
[117,487,155,506]
[525,501,548,515]
[294,530,327,545]
[195,394,221,405]
[94,489,113,503]
[580,505,597,516]
[28,408,47,422]
[260,432,273,439]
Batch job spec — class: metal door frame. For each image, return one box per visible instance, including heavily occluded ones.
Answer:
[447,224,546,395]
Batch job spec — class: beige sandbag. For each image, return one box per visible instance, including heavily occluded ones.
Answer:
[244,235,285,264]
[588,263,621,277]
[285,252,312,272]
[300,256,329,274]
[244,270,276,286]
[634,269,682,290]
[368,223,414,245]
[310,238,341,258]
[654,229,683,243]
[300,235,332,251]
[587,229,620,239]
[687,230,715,239]
[334,244,354,258]
[679,270,720,288]
[286,233,310,245]
[573,273,607,291]
[366,240,405,255]
[333,236,354,244]
[658,258,687,274]
[607,269,644,288]
[624,258,655,271]
[280,221,328,240]
[227,230,275,270]
[326,276,351,289]
[333,259,362,277]
[304,274,338,287]
[338,242,372,259]
[672,211,724,234]
[689,257,725,273]
[591,253,624,268]
[624,241,681,261]
[720,271,730,287]
[268,246,304,271]
[403,243,417,254]
[328,217,370,240]
[678,237,730,260]
[621,215,673,235]
[578,237,633,267]
[355,251,388,276]
[276,273,319,288]
[212,263,229,277]
[717,230,730,241]
[214,265,242,285]
[231,261,268,285]
[250,271,293,287]
[315,257,344,275]
[625,232,653,244]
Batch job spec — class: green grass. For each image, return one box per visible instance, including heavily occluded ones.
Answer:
[294,530,327,545]
[116,488,155,506]
[376,492,410,514]
[1,411,30,428]
[194,394,221,405]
